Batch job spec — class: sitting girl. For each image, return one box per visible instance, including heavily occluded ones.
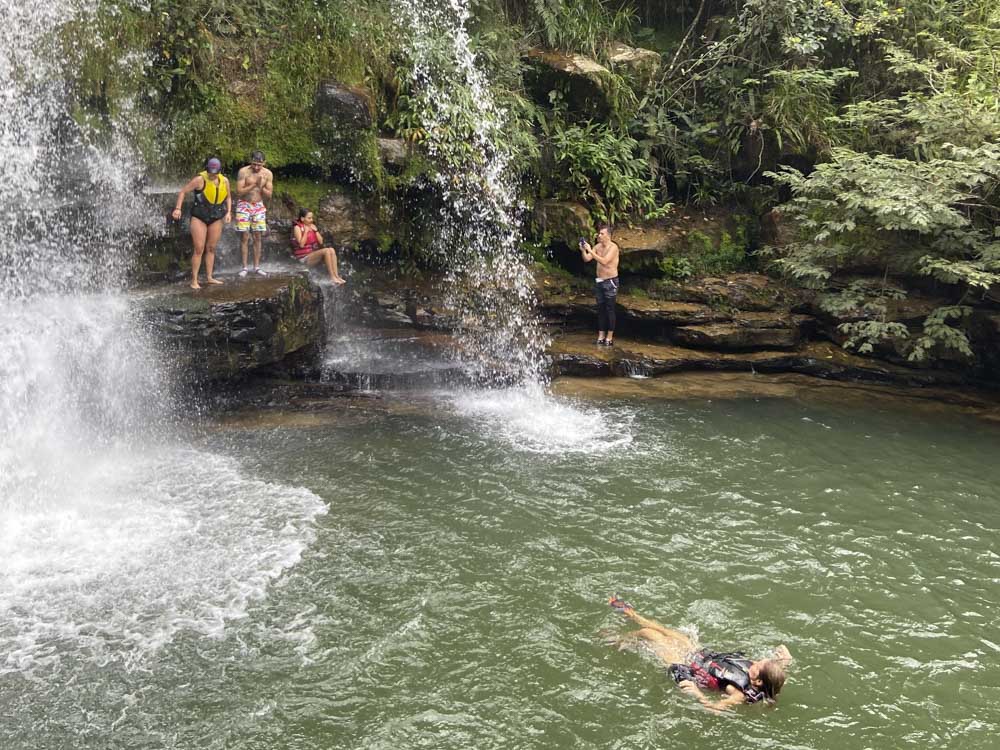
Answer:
[291,208,346,285]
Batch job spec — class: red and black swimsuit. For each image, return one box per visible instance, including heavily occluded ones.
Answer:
[291,221,319,259]
[670,649,766,704]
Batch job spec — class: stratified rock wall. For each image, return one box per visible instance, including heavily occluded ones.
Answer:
[137,275,325,382]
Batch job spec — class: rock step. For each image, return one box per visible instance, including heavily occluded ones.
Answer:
[542,290,814,350]
[547,333,964,387]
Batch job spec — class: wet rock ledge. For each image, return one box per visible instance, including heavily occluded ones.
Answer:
[134,274,324,382]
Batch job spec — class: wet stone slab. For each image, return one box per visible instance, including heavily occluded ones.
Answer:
[546,332,966,387]
[133,273,325,382]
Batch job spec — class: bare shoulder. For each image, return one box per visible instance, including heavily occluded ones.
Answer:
[263,167,274,179]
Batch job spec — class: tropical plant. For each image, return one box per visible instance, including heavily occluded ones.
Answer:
[526,0,637,59]
[547,119,670,223]
[765,142,1000,360]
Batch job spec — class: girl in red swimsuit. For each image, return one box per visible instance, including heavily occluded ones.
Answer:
[291,209,346,285]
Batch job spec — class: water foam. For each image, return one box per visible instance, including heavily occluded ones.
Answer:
[0,0,326,675]
[449,384,634,455]
[0,449,326,674]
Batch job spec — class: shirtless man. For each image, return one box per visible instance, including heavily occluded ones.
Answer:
[236,150,274,277]
[579,224,621,346]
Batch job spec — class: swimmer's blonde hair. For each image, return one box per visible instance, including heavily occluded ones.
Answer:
[759,660,786,702]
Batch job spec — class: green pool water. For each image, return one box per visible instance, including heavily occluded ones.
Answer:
[6,379,1000,749]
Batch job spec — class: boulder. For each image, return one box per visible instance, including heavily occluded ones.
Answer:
[522,48,612,118]
[377,137,412,169]
[614,225,680,274]
[607,42,661,81]
[317,187,379,246]
[315,81,374,130]
[759,207,793,248]
[673,274,812,312]
[135,274,325,382]
[532,200,592,246]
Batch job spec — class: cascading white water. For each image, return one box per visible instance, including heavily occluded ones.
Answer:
[394,0,633,451]
[0,0,325,676]
[395,0,549,385]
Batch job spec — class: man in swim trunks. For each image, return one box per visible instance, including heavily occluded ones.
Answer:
[236,150,274,277]
[608,596,792,711]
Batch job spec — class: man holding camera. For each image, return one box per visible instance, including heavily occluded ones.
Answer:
[580,224,621,346]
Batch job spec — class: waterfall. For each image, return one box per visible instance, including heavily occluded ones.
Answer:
[395,0,549,385]
[0,0,325,675]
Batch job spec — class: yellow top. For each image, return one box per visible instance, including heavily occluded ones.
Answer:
[198,171,229,204]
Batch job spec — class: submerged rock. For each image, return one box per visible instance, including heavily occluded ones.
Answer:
[135,274,325,382]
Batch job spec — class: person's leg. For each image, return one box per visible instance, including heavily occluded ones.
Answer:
[623,620,696,665]
[252,231,263,271]
[604,279,618,344]
[626,609,691,641]
[236,201,250,273]
[595,282,607,342]
[239,232,250,272]
[204,220,224,284]
[189,218,207,289]
[304,248,345,283]
[316,247,345,284]
[252,205,267,273]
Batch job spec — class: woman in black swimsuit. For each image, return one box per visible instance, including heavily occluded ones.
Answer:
[171,157,232,289]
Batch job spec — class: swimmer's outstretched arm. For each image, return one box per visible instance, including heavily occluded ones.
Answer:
[678,681,746,712]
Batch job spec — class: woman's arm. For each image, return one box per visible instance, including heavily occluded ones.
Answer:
[293,225,306,248]
[679,681,746,712]
[171,175,204,219]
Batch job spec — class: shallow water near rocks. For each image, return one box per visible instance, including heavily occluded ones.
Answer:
[5,380,1000,749]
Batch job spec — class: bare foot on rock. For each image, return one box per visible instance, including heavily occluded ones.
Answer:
[206,277,224,285]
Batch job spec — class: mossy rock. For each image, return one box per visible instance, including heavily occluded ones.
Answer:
[522,48,612,119]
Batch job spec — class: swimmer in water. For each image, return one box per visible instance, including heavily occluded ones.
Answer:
[607,596,792,711]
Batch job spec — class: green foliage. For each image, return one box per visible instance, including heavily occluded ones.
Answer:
[273,178,331,213]
[761,67,857,152]
[667,228,748,278]
[765,142,1000,361]
[527,0,637,59]
[547,120,669,223]
[658,255,694,282]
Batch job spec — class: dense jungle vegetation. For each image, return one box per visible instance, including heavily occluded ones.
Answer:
[69,0,999,362]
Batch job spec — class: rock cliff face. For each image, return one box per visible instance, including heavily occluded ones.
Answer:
[135,274,325,382]
[131,260,1000,392]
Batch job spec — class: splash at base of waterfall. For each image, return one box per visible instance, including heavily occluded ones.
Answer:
[0,447,326,675]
